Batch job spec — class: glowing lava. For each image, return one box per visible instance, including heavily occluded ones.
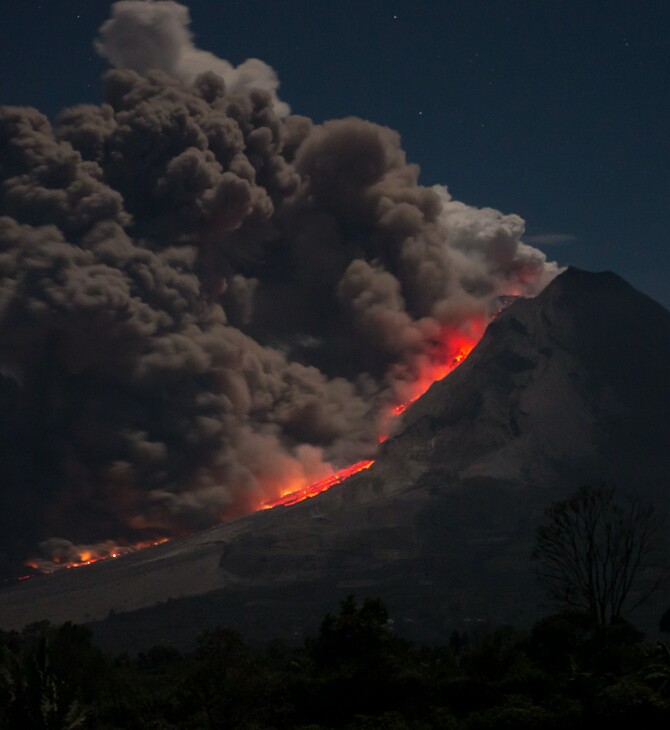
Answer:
[262,459,375,509]
[25,538,169,575]
[24,326,482,576]
[269,326,481,507]
[399,332,480,408]
[391,342,474,418]
[376,327,482,442]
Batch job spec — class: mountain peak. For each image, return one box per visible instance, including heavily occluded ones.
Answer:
[392,266,670,491]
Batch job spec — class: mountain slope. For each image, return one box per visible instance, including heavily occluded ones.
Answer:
[392,267,670,491]
[1,268,668,648]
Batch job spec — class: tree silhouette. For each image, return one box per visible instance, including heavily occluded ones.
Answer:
[533,486,665,625]
[0,629,90,730]
[311,595,398,676]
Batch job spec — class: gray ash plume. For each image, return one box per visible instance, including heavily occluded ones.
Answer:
[0,1,558,572]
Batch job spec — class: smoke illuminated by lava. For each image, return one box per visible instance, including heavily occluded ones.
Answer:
[264,324,482,510]
[24,322,478,574]
[23,538,169,575]
[0,1,560,576]
[25,324,477,574]
[263,459,376,509]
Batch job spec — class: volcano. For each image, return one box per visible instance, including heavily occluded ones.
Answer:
[1,268,669,648]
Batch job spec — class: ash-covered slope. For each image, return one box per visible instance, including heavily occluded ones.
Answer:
[390,266,670,493]
[1,268,669,648]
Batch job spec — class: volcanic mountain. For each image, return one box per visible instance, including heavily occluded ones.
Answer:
[1,268,669,648]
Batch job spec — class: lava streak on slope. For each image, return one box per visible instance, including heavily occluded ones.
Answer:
[266,327,481,507]
[378,325,482,439]
[24,538,169,575]
[390,341,476,418]
[24,329,479,575]
[262,460,375,509]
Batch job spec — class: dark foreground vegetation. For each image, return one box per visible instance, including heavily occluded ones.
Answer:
[2,596,670,729]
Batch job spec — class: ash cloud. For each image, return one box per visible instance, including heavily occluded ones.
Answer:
[0,1,559,572]
[96,0,289,116]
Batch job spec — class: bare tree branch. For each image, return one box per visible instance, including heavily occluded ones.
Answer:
[533,486,666,625]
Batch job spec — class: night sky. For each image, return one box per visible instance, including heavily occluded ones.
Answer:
[1,0,668,308]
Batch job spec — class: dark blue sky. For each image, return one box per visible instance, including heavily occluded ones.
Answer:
[1,0,668,307]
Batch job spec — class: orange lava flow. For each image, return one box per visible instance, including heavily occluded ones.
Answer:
[262,459,375,509]
[376,329,481,443]
[24,326,483,576]
[395,339,478,413]
[23,538,169,576]
[268,326,481,508]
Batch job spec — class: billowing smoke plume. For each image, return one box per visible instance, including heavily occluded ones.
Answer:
[96,0,289,116]
[0,1,558,573]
